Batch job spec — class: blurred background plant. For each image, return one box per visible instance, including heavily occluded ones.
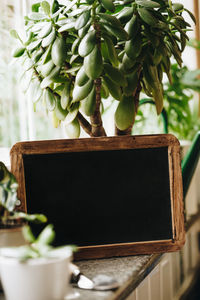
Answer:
[0,161,47,228]
[133,62,200,141]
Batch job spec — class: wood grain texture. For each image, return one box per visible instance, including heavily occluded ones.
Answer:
[10,134,185,259]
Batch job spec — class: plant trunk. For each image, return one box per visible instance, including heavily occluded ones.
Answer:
[88,20,106,137]
[90,78,106,137]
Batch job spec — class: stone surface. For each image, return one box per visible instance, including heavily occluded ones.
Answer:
[0,254,162,300]
[71,254,162,300]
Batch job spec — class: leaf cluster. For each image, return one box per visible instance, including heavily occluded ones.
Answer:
[11,0,194,136]
[0,162,47,227]
[164,64,200,141]
[0,224,76,261]
[138,64,200,141]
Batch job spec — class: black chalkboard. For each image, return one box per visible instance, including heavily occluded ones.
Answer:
[10,135,185,258]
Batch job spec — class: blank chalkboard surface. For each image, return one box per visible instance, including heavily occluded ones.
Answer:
[10,134,185,259]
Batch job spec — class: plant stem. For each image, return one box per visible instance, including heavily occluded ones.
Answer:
[89,11,106,137]
[90,78,106,136]
[77,112,92,136]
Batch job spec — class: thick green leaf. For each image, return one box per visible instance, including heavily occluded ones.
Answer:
[38,22,52,38]
[12,47,26,57]
[58,22,76,32]
[43,88,56,111]
[42,28,56,47]
[75,10,91,30]
[117,7,134,23]
[22,226,36,243]
[115,95,135,130]
[98,13,122,28]
[51,37,67,66]
[78,30,96,57]
[40,44,52,64]
[124,71,138,95]
[138,7,157,26]
[41,1,50,15]
[76,66,90,86]
[81,86,96,116]
[32,48,44,63]
[71,38,80,54]
[52,111,61,128]
[103,36,119,67]
[102,23,129,40]
[136,0,160,8]
[32,2,41,12]
[30,80,43,103]
[104,63,127,87]
[40,66,60,88]
[40,60,55,77]
[125,34,142,60]
[10,29,22,43]
[99,0,115,12]
[124,15,138,38]
[27,39,42,51]
[36,224,55,245]
[55,97,68,120]
[78,22,91,39]
[172,3,183,12]
[84,46,103,79]
[28,12,46,21]
[65,118,80,138]
[61,82,71,109]
[64,102,79,124]
[184,8,196,24]
[72,79,93,102]
[103,75,122,100]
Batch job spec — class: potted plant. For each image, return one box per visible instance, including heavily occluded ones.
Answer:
[0,224,75,300]
[0,161,47,247]
[11,0,194,137]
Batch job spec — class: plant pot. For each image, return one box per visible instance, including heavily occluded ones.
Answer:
[0,226,27,291]
[0,250,72,300]
[0,226,26,248]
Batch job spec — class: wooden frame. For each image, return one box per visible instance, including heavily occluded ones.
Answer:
[10,134,185,259]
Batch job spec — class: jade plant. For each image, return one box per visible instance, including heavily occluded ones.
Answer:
[0,162,47,228]
[11,0,194,137]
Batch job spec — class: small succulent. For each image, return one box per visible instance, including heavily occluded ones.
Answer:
[0,224,76,261]
[11,0,194,137]
[0,162,47,228]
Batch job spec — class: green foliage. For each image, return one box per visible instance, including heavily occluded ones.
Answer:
[12,0,194,136]
[0,162,18,213]
[0,162,47,227]
[163,64,200,141]
[137,64,200,141]
[0,224,77,261]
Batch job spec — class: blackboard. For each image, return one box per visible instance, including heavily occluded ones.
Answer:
[10,134,185,259]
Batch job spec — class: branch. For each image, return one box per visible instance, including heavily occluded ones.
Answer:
[89,22,106,137]
[90,78,106,136]
[77,112,93,136]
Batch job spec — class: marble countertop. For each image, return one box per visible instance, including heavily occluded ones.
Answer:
[72,253,162,300]
[0,254,162,300]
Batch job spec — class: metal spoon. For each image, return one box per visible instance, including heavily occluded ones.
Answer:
[70,263,119,291]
